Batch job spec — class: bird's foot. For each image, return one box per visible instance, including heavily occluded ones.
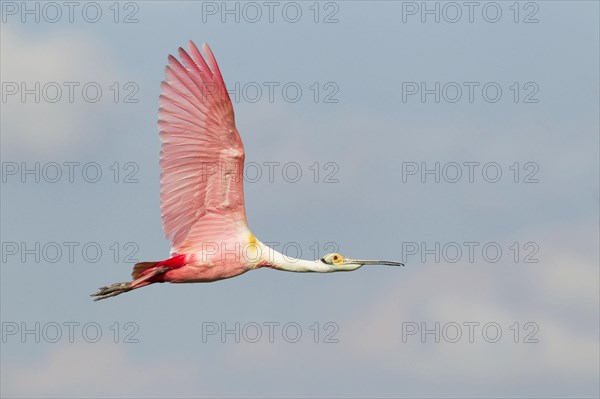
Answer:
[92,266,171,301]
[91,282,132,301]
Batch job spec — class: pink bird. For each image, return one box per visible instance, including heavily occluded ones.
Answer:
[92,41,403,301]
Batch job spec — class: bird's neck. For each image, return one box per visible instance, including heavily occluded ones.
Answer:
[259,244,332,273]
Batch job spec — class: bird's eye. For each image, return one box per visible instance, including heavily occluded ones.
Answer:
[322,253,344,265]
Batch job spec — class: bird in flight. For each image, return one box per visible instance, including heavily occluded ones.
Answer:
[92,41,403,301]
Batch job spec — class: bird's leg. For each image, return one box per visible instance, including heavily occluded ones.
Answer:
[92,266,170,301]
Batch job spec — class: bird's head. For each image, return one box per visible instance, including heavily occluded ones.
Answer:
[320,252,404,272]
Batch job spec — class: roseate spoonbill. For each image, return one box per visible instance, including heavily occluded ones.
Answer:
[92,41,403,301]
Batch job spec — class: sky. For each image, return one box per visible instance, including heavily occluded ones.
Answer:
[1,1,599,398]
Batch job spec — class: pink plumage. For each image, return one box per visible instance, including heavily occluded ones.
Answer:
[92,41,403,301]
[158,42,248,255]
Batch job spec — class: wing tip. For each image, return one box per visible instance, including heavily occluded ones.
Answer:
[178,41,211,60]
[167,54,178,64]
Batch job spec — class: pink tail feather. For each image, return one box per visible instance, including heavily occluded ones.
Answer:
[132,261,159,280]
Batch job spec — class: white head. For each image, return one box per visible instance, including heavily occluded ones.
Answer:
[320,252,404,272]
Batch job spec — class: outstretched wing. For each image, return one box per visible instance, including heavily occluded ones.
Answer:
[158,41,248,255]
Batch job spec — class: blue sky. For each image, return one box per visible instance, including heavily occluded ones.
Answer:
[1,1,599,397]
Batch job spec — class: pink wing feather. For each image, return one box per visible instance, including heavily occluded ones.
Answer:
[158,41,248,255]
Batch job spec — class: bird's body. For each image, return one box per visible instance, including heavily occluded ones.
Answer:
[93,41,402,301]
